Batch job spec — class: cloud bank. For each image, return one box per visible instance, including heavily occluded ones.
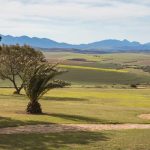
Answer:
[0,0,150,43]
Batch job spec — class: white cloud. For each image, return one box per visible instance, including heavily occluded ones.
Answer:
[0,0,150,43]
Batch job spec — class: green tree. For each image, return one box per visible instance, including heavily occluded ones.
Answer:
[23,63,70,114]
[0,44,45,94]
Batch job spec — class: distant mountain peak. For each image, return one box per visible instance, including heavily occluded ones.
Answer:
[123,39,129,42]
[0,34,150,51]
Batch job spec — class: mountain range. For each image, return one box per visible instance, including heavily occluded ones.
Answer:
[0,34,150,53]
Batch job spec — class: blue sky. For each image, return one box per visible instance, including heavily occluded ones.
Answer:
[0,0,150,44]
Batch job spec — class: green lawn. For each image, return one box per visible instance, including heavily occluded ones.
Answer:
[0,130,150,150]
[0,88,150,128]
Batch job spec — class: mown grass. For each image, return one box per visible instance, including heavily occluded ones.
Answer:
[0,130,150,150]
[0,88,150,128]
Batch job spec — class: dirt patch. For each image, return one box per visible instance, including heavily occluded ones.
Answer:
[138,114,150,120]
[0,124,150,134]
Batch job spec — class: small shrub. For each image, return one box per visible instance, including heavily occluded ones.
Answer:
[130,84,138,88]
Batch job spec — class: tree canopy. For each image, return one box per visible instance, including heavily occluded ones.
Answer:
[0,44,45,94]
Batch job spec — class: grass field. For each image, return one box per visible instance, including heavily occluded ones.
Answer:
[59,65,128,73]
[0,88,150,128]
[2,68,150,87]
[0,130,150,150]
[1,52,150,88]
[1,52,150,150]
[44,52,150,65]
[43,52,150,86]
[58,68,150,86]
[44,52,103,62]
[0,87,150,149]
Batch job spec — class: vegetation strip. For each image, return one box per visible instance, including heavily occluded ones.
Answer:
[0,124,150,134]
[59,65,128,73]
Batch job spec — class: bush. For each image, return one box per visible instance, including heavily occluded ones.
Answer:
[130,84,138,88]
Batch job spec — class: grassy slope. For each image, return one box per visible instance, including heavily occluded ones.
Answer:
[58,68,150,85]
[0,130,150,150]
[1,70,150,87]
[44,52,150,86]
[2,69,150,87]
[1,53,150,87]
[0,88,150,127]
[59,65,128,72]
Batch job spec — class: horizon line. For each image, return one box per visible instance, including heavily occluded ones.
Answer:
[1,34,149,45]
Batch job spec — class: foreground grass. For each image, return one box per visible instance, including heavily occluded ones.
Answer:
[0,88,150,127]
[0,129,150,150]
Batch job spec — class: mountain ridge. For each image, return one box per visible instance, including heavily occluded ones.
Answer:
[0,34,150,52]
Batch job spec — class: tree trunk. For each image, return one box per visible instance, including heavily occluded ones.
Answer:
[26,101,42,114]
[13,85,23,95]
[13,89,21,95]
